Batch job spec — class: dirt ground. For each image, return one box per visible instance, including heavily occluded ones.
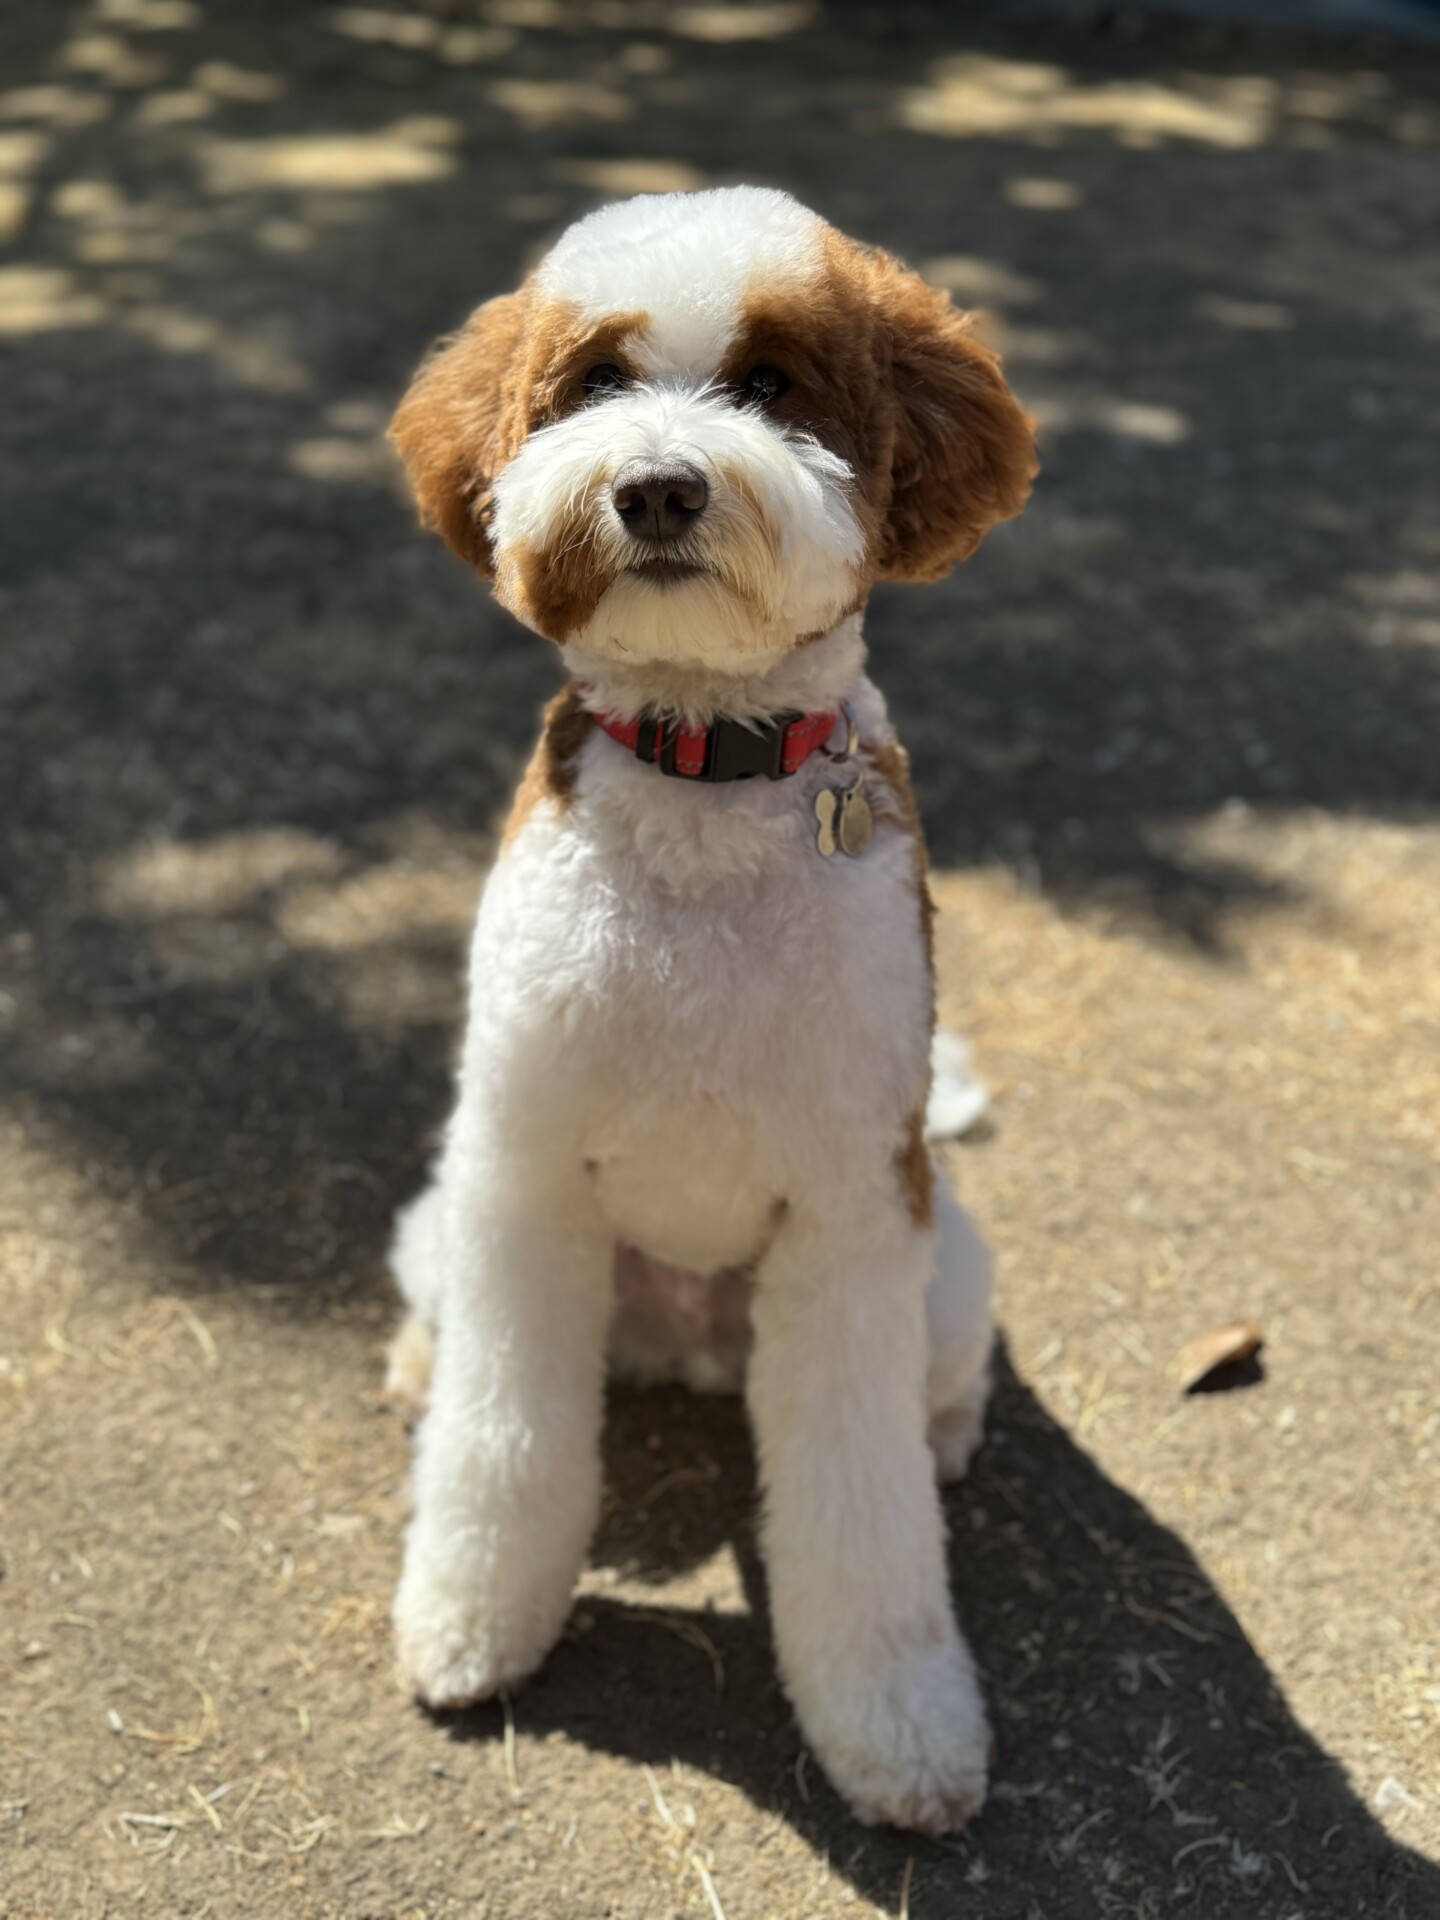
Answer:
[2,3,1439,1916]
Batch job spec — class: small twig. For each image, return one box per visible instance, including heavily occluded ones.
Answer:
[900,1853,915,1919]
[623,1610,725,1697]
[125,1679,218,1754]
[501,1690,521,1800]
[187,1783,222,1833]
[173,1301,219,1369]
[644,1760,725,1915]
[1059,1807,1112,1856]
[636,1466,713,1510]
[692,1854,727,1920]
[1276,1851,1307,1893]
[363,1813,430,1842]
[280,1815,331,1855]
[1122,1594,1216,1646]
[642,1763,674,1828]
[1173,1834,1227,1867]
[229,1776,264,1832]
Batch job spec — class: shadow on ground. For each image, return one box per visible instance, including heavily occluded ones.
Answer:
[431,1347,1440,1917]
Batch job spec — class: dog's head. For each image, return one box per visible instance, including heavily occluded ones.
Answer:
[391,188,1036,669]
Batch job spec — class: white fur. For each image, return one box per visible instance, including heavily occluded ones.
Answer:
[492,379,863,664]
[925,1029,991,1141]
[537,186,823,374]
[389,188,997,1837]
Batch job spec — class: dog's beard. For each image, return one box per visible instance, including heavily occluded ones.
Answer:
[489,384,863,663]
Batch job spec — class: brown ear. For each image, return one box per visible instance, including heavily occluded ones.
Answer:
[389,289,530,576]
[872,259,1037,582]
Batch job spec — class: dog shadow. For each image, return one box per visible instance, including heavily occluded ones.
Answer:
[436,1343,1439,1917]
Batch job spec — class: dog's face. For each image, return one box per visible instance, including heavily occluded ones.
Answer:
[392,188,1036,670]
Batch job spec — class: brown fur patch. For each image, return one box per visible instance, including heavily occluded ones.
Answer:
[866,736,936,988]
[895,1105,934,1229]
[719,267,890,572]
[389,288,533,574]
[503,525,611,642]
[389,294,648,596]
[517,307,649,433]
[720,233,1038,588]
[866,735,940,1229]
[868,249,1039,580]
[499,682,594,851]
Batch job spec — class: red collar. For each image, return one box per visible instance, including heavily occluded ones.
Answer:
[591,705,837,783]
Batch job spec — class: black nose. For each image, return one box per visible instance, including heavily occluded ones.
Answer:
[611,459,708,542]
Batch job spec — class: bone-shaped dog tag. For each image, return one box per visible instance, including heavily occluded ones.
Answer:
[815,787,839,857]
[816,780,873,858]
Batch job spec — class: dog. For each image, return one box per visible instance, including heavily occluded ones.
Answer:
[382,186,1036,1835]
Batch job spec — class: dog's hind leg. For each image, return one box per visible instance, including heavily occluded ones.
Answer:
[924,1168,995,1485]
[382,1184,445,1420]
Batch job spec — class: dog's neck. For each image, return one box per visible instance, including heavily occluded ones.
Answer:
[564,613,867,729]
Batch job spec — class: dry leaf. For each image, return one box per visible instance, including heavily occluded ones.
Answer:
[1175,1318,1264,1394]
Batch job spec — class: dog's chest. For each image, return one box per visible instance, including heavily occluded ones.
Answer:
[572,840,865,1266]
[572,815,921,1105]
[475,766,931,1265]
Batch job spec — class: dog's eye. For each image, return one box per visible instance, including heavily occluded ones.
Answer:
[744,363,789,405]
[583,362,629,397]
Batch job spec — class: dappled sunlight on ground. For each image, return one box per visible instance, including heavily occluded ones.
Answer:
[901,52,1280,148]
[200,117,463,193]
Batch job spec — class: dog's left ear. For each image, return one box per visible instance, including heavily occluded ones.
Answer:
[871,256,1038,582]
[389,288,531,577]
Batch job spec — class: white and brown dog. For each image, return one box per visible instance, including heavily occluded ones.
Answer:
[383,187,1036,1834]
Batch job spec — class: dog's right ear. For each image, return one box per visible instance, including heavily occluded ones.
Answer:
[389,290,531,577]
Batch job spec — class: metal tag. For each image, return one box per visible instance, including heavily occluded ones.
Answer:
[838,781,872,856]
[815,778,872,859]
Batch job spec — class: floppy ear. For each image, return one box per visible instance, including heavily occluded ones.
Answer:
[872,258,1037,582]
[389,289,530,576]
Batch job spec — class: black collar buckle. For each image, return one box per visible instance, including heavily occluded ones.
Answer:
[639,711,804,782]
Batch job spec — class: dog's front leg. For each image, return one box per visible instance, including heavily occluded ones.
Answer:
[394,1167,614,1709]
[747,1194,988,1835]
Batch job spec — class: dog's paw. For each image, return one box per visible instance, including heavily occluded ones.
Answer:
[807,1637,990,1836]
[394,1578,543,1710]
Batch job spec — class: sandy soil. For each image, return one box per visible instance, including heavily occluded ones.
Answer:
[1,3,1438,1916]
